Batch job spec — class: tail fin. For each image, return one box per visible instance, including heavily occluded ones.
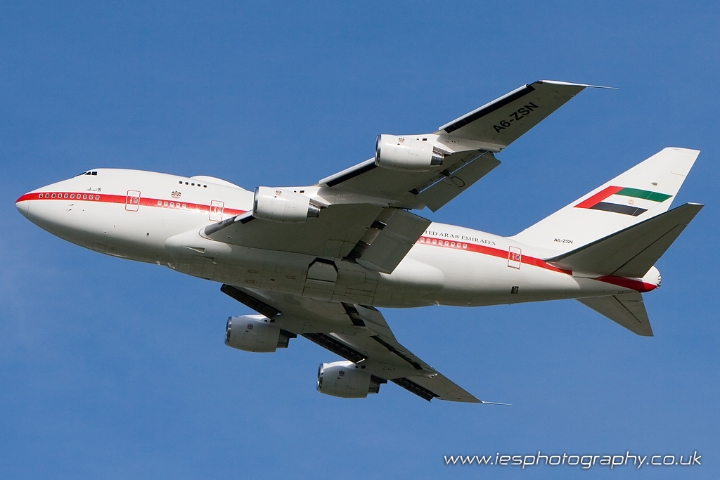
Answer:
[512,147,699,252]
[547,203,703,277]
[578,292,652,336]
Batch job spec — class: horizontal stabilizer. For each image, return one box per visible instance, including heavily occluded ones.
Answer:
[578,292,652,336]
[547,203,703,277]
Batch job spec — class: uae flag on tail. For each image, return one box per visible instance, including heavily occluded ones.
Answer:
[574,186,672,216]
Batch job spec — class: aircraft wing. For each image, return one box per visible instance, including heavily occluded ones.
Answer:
[221,284,483,403]
[318,80,593,212]
[435,80,592,145]
[203,80,590,271]
[205,206,431,273]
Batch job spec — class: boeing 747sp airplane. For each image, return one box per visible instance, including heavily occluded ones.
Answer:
[16,81,702,403]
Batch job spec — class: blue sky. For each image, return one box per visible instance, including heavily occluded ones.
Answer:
[1,1,718,478]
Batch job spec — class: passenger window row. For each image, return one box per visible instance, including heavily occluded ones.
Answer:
[157,200,187,209]
[38,193,101,200]
[419,237,468,249]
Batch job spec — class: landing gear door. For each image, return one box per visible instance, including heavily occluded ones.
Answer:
[125,190,141,212]
[210,200,224,221]
[508,246,522,269]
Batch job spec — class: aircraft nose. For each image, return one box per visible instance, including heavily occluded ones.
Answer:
[15,194,31,219]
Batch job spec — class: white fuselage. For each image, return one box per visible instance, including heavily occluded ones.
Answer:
[16,169,659,309]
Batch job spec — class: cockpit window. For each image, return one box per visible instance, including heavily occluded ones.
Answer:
[77,171,98,176]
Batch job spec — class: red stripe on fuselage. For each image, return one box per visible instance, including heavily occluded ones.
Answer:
[594,275,657,293]
[418,235,656,293]
[16,192,657,294]
[15,192,246,217]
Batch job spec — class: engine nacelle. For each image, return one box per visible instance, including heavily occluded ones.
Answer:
[253,187,320,223]
[316,361,383,398]
[375,134,444,171]
[225,315,293,352]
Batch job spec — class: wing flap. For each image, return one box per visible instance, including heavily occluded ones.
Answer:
[414,151,501,212]
[400,374,481,403]
[353,209,431,273]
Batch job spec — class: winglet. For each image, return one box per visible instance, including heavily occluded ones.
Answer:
[480,400,512,406]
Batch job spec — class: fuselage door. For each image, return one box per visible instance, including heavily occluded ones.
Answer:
[125,190,141,212]
[508,246,522,269]
[210,200,224,221]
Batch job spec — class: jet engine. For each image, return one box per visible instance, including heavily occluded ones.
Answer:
[316,360,384,398]
[225,315,294,352]
[375,134,444,171]
[253,187,320,223]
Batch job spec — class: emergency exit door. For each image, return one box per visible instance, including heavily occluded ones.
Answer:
[209,200,224,221]
[508,246,522,269]
[125,190,141,211]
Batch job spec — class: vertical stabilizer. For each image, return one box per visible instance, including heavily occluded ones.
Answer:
[512,148,699,253]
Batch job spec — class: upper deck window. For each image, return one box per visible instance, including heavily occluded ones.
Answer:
[178,180,207,187]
